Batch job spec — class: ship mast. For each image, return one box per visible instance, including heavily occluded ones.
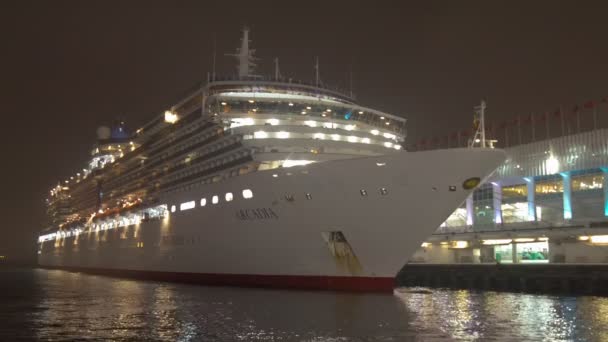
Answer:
[469,100,496,148]
[227,27,257,78]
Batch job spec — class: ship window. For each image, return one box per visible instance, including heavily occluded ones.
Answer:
[200,198,207,207]
[212,195,219,204]
[380,188,388,195]
[170,205,176,213]
[243,189,253,199]
[360,189,368,196]
[225,192,233,202]
[180,201,196,211]
[306,193,312,200]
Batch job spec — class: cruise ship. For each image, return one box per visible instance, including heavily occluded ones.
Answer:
[37,29,505,291]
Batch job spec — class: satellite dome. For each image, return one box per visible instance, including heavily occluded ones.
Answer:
[96,126,111,140]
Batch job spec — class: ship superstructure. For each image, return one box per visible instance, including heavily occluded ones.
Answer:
[38,29,504,291]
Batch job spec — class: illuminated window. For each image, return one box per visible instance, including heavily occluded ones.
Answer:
[535,179,563,194]
[243,189,253,199]
[282,160,314,168]
[212,195,219,204]
[254,131,268,139]
[225,192,233,202]
[200,198,206,207]
[502,184,527,198]
[180,201,195,211]
[572,173,603,191]
[170,205,176,213]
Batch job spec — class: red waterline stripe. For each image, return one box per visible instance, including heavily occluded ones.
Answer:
[39,265,395,292]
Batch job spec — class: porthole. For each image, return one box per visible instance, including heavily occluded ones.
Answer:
[225,192,233,202]
[243,189,253,199]
[212,195,219,204]
[360,189,368,196]
[200,198,207,207]
[170,205,176,213]
[380,188,388,195]
[306,193,312,200]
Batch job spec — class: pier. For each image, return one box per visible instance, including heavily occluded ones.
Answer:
[396,264,608,295]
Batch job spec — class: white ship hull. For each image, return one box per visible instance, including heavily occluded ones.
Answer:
[39,148,504,291]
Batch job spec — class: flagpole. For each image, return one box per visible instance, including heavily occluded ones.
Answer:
[531,112,535,142]
[560,105,565,136]
[517,114,522,145]
[545,112,550,139]
[593,106,598,130]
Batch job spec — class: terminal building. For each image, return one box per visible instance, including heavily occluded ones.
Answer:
[410,103,608,264]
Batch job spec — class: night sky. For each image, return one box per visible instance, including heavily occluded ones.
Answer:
[1,1,607,262]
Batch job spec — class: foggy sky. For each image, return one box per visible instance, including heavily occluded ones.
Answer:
[1,1,607,261]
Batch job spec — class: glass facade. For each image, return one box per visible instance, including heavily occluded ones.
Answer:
[516,241,549,263]
[473,184,494,227]
[444,208,467,227]
[500,202,531,223]
[493,242,549,264]
[494,245,513,263]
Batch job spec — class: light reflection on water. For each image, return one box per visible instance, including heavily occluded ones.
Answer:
[0,268,606,341]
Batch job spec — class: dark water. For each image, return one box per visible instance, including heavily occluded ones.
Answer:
[1,268,607,341]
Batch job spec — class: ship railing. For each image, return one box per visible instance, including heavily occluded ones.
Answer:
[207,74,355,101]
